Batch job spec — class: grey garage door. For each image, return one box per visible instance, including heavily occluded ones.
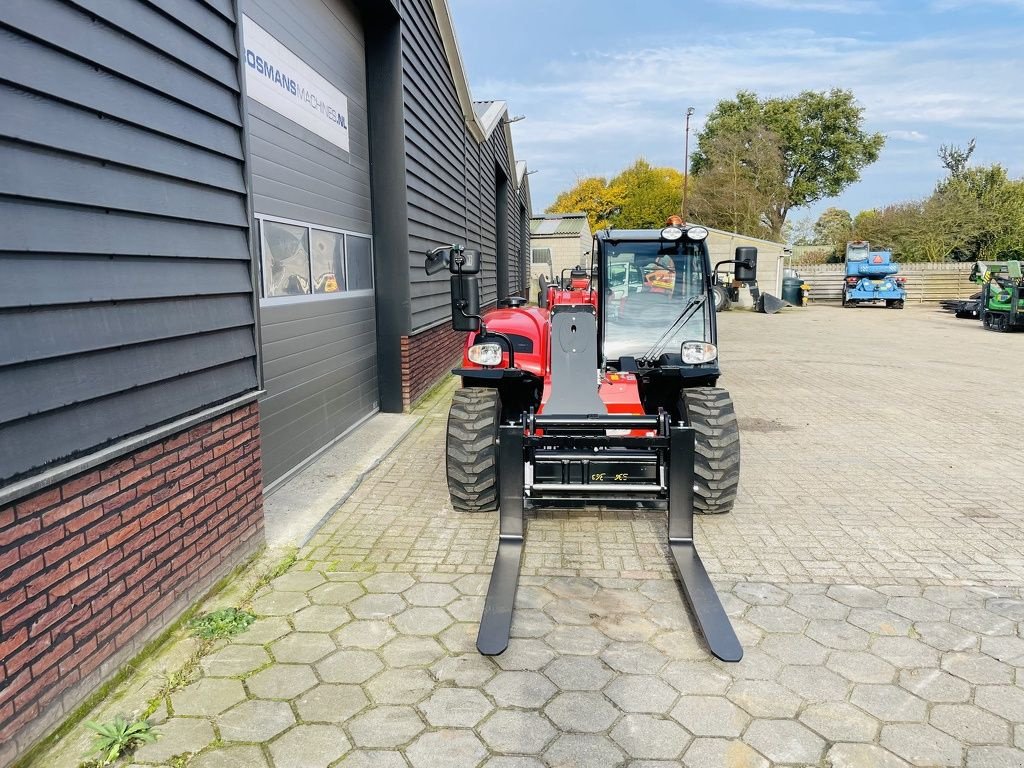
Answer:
[242,0,377,484]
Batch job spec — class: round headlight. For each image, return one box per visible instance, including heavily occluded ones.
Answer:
[681,341,718,364]
[686,226,709,241]
[661,226,684,241]
[468,342,503,366]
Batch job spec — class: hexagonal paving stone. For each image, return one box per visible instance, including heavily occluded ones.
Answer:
[805,619,871,650]
[986,598,1024,621]
[727,650,783,683]
[494,638,556,671]
[683,738,768,768]
[605,675,678,714]
[170,677,246,716]
[950,609,1015,636]
[848,608,913,636]
[923,586,988,609]
[481,759,544,768]
[650,630,708,662]
[824,743,911,768]
[545,625,609,655]
[447,595,485,623]
[218,699,295,742]
[379,635,445,667]
[966,746,1024,767]
[545,734,624,768]
[269,724,350,768]
[610,714,690,761]
[348,593,407,619]
[942,652,1014,684]
[641,579,686,603]
[486,670,557,708]
[431,654,498,688]
[545,692,619,733]
[295,683,369,723]
[247,663,318,699]
[975,685,1024,722]
[308,581,364,605]
[363,573,416,593]
[270,632,336,663]
[393,607,454,636]
[800,701,880,742]
[545,597,602,626]
[347,705,425,748]
[744,605,807,633]
[744,719,825,765]
[662,660,732,695]
[980,634,1024,663]
[871,637,941,669]
[406,730,488,768]
[759,634,828,665]
[881,723,963,767]
[404,583,460,607]
[887,596,950,623]
[235,616,292,645]
[316,649,384,683]
[420,688,493,727]
[133,717,215,763]
[778,664,849,702]
[851,684,928,722]
[788,594,849,620]
[365,668,435,704]
[671,695,749,738]
[827,650,897,684]
[596,614,659,643]
[336,751,408,768]
[914,621,978,653]
[511,609,556,638]
[334,620,396,649]
[548,576,600,600]
[251,590,310,616]
[201,644,270,677]
[544,655,615,691]
[592,587,652,615]
[190,744,269,768]
[480,710,557,754]
[827,585,887,608]
[898,669,972,703]
[453,573,490,596]
[291,604,352,633]
[931,704,1011,745]
[727,679,802,718]
[271,570,326,592]
[734,582,789,606]
[601,642,668,675]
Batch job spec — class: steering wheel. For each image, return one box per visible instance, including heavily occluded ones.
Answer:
[499,296,528,308]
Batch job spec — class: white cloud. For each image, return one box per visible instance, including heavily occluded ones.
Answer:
[886,130,929,142]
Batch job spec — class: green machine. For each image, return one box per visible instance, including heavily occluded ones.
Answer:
[973,261,1024,332]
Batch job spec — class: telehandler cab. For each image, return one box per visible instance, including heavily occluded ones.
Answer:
[425,221,750,661]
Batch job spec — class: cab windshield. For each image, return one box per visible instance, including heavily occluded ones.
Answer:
[603,239,708,360]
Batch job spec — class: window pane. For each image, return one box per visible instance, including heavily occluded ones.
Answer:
[263,221,311,297]
[346,235,373,290]
[311,229,344,294]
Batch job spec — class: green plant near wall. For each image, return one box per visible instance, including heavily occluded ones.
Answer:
[187,607,256,639]
[82,716,156,765]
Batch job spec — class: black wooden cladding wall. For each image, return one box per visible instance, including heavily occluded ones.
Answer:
[242,0,378,484]
[400,0,529,332]
[0,0,257,484]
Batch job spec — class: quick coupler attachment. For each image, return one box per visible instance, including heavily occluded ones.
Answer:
[476,415,742,662]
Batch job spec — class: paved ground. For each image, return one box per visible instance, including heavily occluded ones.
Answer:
[83,306,1024,766]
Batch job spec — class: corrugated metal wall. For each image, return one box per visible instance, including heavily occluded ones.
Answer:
[0,0,257,484]
[401,0,527,331]
[242,0,379,483]
[797,263,975,303]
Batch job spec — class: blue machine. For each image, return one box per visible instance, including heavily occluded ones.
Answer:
[842,241,906,309]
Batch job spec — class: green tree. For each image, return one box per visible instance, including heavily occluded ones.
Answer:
[608,159,684,230]
[812,207,853,260]
[692,89,885,238]
[546,176,626,232]
[687,128,786,239]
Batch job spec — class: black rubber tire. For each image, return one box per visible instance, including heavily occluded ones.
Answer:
[446,387,501,512]
[712,284,731,312]
[681,387,741,515]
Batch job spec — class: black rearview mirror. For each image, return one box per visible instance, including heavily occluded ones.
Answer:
[425,245,451,275]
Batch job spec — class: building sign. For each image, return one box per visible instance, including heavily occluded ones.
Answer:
[242,15,350,152]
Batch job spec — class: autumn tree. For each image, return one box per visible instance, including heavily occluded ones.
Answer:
[546,176,625,232]
[692,89,884,238]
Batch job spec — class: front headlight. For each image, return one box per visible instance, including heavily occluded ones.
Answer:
[686,226,709,241]
[681,341,717,364]
[468,342,503,366]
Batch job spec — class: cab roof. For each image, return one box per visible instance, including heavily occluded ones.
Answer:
[596,227,703,243]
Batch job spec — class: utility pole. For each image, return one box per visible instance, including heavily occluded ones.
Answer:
[682,106,695,224]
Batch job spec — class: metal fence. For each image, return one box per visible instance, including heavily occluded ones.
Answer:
[795,262,975,304]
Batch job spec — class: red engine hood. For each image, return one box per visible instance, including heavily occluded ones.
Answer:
[461,306,549,377]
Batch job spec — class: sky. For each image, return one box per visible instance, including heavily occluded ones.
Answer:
[447,0,1024,233]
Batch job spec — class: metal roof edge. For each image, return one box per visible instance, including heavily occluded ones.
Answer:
[429,0,486,143]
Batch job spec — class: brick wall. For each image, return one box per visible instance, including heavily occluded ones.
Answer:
[401,303,498,408]
[0,401,263,764]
